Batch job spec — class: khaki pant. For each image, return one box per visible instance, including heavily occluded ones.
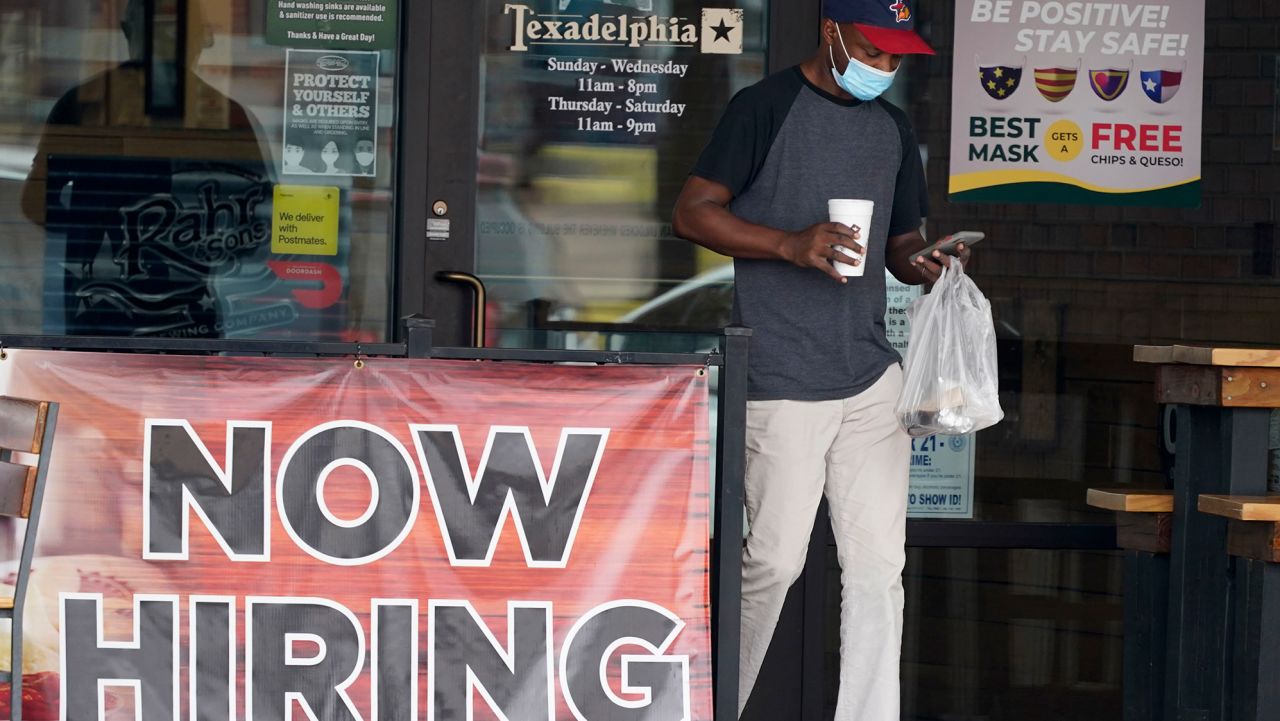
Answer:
[739,364,911,721]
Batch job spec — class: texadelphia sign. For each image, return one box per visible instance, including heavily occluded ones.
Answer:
[502,2,744,55]
[0,350,712,720]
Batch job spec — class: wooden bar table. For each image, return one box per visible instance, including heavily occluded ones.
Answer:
[1131,345,1277,721]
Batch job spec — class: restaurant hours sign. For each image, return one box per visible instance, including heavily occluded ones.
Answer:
[503,2,744,140]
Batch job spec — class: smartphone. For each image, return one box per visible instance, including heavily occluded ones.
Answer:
[910,231,985,265]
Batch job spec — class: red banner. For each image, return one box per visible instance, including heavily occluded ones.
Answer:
[0,349,712,720]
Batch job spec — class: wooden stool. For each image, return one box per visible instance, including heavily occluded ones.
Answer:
[1087,488,1173,721]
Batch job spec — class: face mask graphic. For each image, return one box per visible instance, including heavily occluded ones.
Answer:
[1089,64,1131,101]
[829,31,897,101]
[1139,67,1182,103]
[1034,61,1079,103]
[977,58,1023,100]
[355,152,375,167]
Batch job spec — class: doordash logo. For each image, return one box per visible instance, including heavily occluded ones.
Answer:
[504,3,743,54]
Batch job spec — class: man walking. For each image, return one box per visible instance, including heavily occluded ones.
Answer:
[672,1,969,718]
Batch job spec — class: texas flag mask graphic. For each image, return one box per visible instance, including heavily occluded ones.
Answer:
[1140,68,1183,103]
[1034,63,1079,103]
[978,58,1023,100]
[1089,65,1131,101]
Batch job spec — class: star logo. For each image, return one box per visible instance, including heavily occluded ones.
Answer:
[700,8,743,54]
[1144,77,1158,92]
[710,17,734,42]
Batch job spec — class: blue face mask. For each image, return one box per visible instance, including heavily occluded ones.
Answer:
[829,31,897,101]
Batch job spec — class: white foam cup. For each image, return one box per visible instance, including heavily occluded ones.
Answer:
[827,199,874,277]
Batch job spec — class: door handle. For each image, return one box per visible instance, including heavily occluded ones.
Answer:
[435,271,486,348]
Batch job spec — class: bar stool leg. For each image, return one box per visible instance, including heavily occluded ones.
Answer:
[1165,406,1269,721]
[1231,558,1280,721]
[1124,550,1169,721]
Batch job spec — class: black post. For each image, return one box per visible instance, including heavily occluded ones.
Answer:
[713,327,750,721]
[1232,558,1280,721]
[1164,405,1270,721]
[403,315,435,359]
[1124,549,1169,721]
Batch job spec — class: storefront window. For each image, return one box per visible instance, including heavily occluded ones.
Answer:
[897,548,1123,720]
[0,0,399,341]
[475,0,768,337]
[897,1,1277,527]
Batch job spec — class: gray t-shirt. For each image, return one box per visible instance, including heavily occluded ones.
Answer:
[692,67,928,401]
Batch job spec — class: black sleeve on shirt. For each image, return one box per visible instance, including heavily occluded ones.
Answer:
[878,99,930,236]
[690,70,803,197]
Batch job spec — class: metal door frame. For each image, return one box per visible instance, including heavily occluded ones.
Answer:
[394,0,483,348]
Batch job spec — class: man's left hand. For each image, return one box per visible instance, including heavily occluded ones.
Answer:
[913,241,972,283]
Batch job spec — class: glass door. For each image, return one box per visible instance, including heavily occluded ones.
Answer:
[470,0,767,348]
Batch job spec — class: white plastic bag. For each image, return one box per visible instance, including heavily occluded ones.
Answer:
[895,260,1004,437]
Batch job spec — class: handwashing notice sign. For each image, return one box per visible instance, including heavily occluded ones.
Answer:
[266,0,398,50]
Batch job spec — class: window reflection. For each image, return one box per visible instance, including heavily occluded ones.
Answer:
[0,0,396,341]
[17,0,268,337]
[476,0,767,339]
[897,548,1123,720]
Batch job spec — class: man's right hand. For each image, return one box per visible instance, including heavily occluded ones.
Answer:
[780,222,865,282]
[672,177,865,277]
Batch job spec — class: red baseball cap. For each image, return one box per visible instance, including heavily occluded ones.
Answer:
[823,0,935,55]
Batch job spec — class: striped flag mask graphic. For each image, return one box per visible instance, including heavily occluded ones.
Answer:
[1034,62,1079,103]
